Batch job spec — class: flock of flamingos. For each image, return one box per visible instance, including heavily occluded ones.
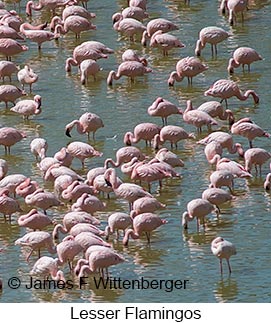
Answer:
[0,0,268,293]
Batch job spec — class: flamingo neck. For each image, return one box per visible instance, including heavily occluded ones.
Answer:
[65,58,78,72]
[122,228,139,246]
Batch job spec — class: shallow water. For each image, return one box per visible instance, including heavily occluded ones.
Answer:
[0,0,271,303]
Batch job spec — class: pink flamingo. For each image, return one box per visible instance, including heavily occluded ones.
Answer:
[182,198,215,231]
[183,100,218,133]
[197,101,235,128]
[15,177,39,198]
[0,127,26,153]
[121,157,140,177]
[168,56,208,86]
[85,167,106,186]
[93,172,122,199]
[0,173,27,196]
[154,148,184,168]
[231,117,270,148]
[65,41,113,73]
[123,212,167,246]
[211,237,236,274]
[121,49,148,66]
[0,85,26,108]
[66,141,102,168]
[112,14,146,42]
[141,18,178,46]
[150,30,185,56]
[69,223,104,238]
[147,97,183,126]
[65,112,104,140]
[74,231,111,251]
[75,247,124,278]
[0,189,21,222]
[216,157,252,178]
[26,0,75,17]
[104,212,132,240]
[228,47,262,74]
[209,170,235,193]
[132,196,166,216]
[11,95,42,119]
[104,146,145,168]
[53,174,75,198]
[43,163,83,182]
[17,65,38,93]
[204,141,223,165]
[0,38,28,61]
[114,6,148,21]
[61,181,96,202]
[53,147,73,167]
[0,159,8,180]
[71,192,106,215]
[195,26,232,57]
[129,0,147,10]
[0,12,23,32]
[107,61,152,85]
[244,148,271,176]
[29,137,47,161]
[54,15,96,39]
[0,25,24,40]
[204,79,259,108]
[264,173,271,190]
[52,210,100,240]
[123,122,160,146]
[221,0,248,25]
[202,187,232,215]
[197,131,244,157]
[25,188,61,214]
[30,256,65,281]
[104,168,153,210]
[18,208,52,231]
[0,61,18,82]
[15,231,56,261]
[79,59,101,85]
[153,125,195,149]
[61,5,96,21]
[56,236,83,271]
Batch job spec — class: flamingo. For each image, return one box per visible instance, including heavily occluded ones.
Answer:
[85,167,106,186]
[107,61,152,85]
[244,148,271,176]
[43,163,83,182]
[66,141,102,167]
[0,127,26,153]
[204,141,223,165]
[19,23,59,50]
[0,173,27,196]
[150,30,185,56]
[0,38,28,61]
[221,0,248,26]
[79,59,101,85]
[123,122,160,146]
[209,170,235,193]
[65,41,113,73]
[123,212,167,246]
[183,100,218,133]
[0,159,8,180]
[54,15,96,39]
[52,210,100,240]
[15,231,56,261]
[30,256,65,281]
[227,47,263,74]
[0,189,21,222]
[104,212,132,240]
[71,192,106,215]
[25,188,61,214]
[197,101,235,128]
[93,172,122,199]
[61,5,96,21]
[104,168,153,210]
[26,0,75,17]
[11,95,42,119]
[154,148,184,168]
[0,25,24,40]
[132,196,166,215]
[264,173,271,190]
[182,198,215,231]
[112,14,146,42]
[56,236,83,271]
[216,157,252,178]
[129,0,147,10]
[69,223,104,238]
[15,177,39,198]
[18,208,52,231]
[65,112,104,140]
[75,247,124,278]
[29,137,47,161]
[17,65,38,93]
[53,147,74,167]
[153,125,195,150]
[121,49,148,66]
[230,117,270,148]
[197,131,244,157]
[104,146,145,168]
[61,181,96,202]
[141,18,178,46]
[0,12,23,32]
[168,56,208,86]
[204,79,259,108]
[195,26,232,57]
[211,236,236,274]
[202,187,232,215]
[113,6,148,22]
[147,97,183,126]
[0,61,18,82]
[0,85,26,108]
[74,231,111,251]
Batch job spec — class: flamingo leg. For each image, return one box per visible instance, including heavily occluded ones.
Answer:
[219,258,223,275]
[145,232,151,244]
[226,258,232,274]
[26,249,34,262]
